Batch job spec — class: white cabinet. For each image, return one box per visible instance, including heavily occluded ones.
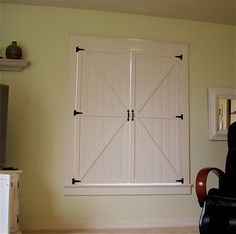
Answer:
[65,36,190,195]
[0,174,10,234]
[0,171,22,234]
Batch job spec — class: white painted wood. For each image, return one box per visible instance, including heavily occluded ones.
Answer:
[0,174,10,234]
[134,52,183,183]
[208,87,236,140]
[65,183,192,195]
[65,36,189,194]
[21,218,198,232]
[0,171,22,234]
[73,48,130,184]
[0,59,30,71]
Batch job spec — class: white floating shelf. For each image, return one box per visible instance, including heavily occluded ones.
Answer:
[0,59,30,71]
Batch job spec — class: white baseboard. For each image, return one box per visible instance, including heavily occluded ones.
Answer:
[22,218,199,233]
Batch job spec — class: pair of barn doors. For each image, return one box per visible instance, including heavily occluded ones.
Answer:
[65,36,189,195]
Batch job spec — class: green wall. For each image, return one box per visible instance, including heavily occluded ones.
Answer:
[1,3,235,228]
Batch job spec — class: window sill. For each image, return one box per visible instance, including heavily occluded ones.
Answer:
[64,183,192,196]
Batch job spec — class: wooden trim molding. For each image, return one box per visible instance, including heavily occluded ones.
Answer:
[22,218,198,233]
[64,183,192,195]
[22,227,198,234]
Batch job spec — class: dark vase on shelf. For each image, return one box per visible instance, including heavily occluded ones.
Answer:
[5,41,22,59]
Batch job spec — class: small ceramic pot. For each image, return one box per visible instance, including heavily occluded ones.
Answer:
[6,41,22,59]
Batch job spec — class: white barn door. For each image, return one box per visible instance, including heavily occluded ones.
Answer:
[73,48,131,184]
[65,36,189,194]
[133,52,184,183]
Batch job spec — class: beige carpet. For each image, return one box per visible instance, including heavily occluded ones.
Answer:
[23,227,199,234]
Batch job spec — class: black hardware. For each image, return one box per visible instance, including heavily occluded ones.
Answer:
[2,167,18,170]
[17,215,19,223]
[176,178,184,184]
[131,110,134,121]
[74,110,83,116]
[72,178,81,184]
[76,46,85,53]
[175,54,183,60]
[127,110,130,121]
[175,114,183,120]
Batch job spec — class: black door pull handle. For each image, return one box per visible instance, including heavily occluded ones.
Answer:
[127,110,130,121]
[131,110,134,121]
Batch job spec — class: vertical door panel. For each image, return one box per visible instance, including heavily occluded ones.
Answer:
[134,52,182,183]
[74,50,130,184]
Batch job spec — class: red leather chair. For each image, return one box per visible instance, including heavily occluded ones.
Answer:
[196,121,236,234]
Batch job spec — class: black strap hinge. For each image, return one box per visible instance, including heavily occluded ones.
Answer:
[74,110,83,116]
[175,54,183,60]
[76,46,85,52]
[72,178,81,184]
[175,114,183,120]
[176,178,184,184]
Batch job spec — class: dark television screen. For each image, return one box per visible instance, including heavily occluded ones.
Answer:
[0,84,9,169]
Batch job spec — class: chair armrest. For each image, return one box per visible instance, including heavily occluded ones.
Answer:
[195,167,225,207]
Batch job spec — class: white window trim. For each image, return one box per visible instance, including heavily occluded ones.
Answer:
[64,183,192,196]
[64,35,191,196]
